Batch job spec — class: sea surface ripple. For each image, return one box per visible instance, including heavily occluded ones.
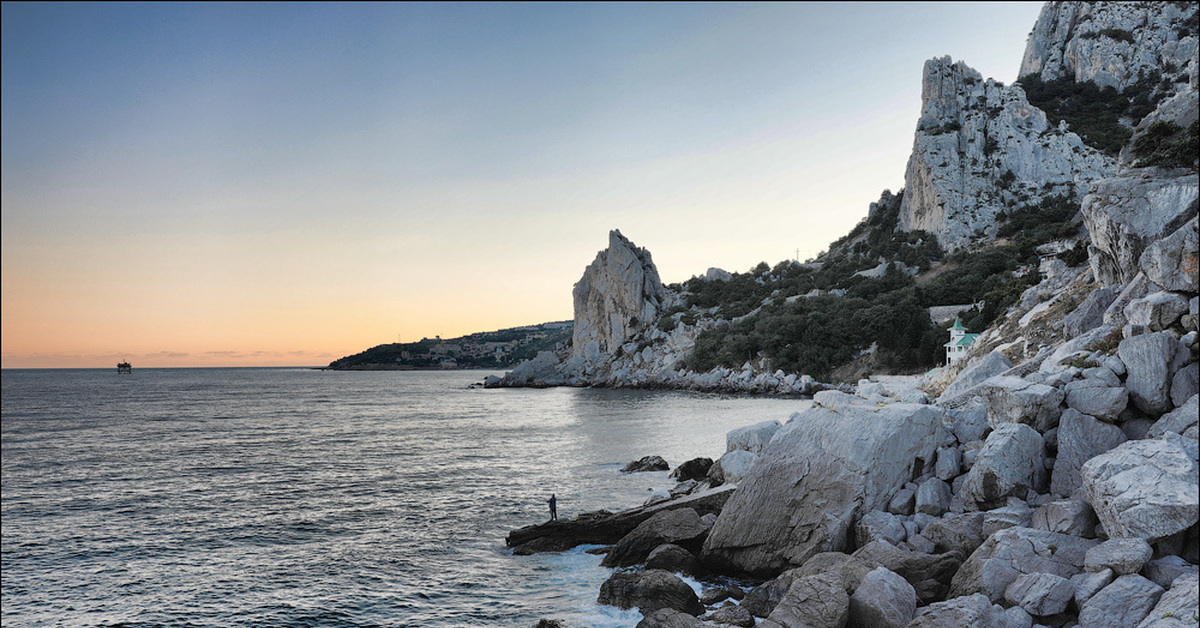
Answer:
[2,368,807,627]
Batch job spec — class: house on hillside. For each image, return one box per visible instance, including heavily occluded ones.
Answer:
[944,317,979,366]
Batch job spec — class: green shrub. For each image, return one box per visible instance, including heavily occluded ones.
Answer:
[1132,120,1199,169]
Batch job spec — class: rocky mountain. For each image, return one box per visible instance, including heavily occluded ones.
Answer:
[896,56,1115,251]
[1021,1,1198,90]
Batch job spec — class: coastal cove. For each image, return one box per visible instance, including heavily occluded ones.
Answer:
[0,368,807,628]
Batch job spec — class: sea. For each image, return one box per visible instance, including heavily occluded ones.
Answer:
[1,368,810,628]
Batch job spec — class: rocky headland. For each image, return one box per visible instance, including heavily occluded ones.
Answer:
[509,2,1198,627]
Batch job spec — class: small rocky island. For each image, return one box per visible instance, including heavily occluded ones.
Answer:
[507,2,1200,626]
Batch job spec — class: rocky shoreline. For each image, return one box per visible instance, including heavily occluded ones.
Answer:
[501,2,1199,626]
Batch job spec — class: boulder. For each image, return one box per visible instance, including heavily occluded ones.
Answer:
[1147,393,1200,438]
[644,543,702,577]
[622,455,670,473]
[1170,363,1198,409]
[726,420,781,454]
[976,376,1064,431]
[1063,287,1120,338]
[1064,379,1129,421]
[705,604,754,628]
[1071,568,1114,607]
[982,501,1034,539]
[1084,538,1153,576]
[635,609,704,628]
[1051,408,1127,496]
[916,477,953,516]
[759,573,849,628]
[853,540,963,605]
[1080,435,1200,542]
[1118,331,1185,416]
[708,450,757,486]
[854,510,908,548]
[506,485,735,554]
[949,527,1099,602]
[935,447,962,481]
[887,487,917,516]
[907,594,1009,628]
[602,508,709,567]
[1077,574,1164,628]
[848,567,917,628]
[948,396,991,444]
[701,402,943,576]
[597,569,704,616]
[1030,499,1097,538]
[922,512,986,557]
[1139,216,1199,293]
[1137,572,1199,628]
[941,352,1015,402]
[1125,291,1191,331]
[963,423,1046,510]
[669,458,713,482]
[1003,572,1074,617]
[1143,555,1199,589]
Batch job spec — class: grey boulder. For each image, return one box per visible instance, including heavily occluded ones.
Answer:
[1081,435,1200,542]
[597,569,704,615]
[949,527,1098,603]
[963,423,1046,510]
[1077,574,1164,628]
[1051,408,1127,497]
[1084,538,1153,575]
[1003,572,1074,617]
[848,567,917,628]
[759,572,848,628]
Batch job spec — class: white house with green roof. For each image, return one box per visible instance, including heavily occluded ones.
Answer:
[945,317,979,365]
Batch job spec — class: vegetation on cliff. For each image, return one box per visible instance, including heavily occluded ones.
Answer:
[328,322,572,370]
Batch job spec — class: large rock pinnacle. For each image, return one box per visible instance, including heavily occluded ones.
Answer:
[571,230,669,364]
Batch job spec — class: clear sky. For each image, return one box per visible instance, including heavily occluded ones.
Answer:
[2,2,1045,368]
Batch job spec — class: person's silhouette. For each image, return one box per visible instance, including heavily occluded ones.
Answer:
[548,494,557,521]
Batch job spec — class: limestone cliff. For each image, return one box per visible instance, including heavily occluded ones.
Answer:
[897,57,1116,251]
[571,230,669,364]
[1020,1,1198,90]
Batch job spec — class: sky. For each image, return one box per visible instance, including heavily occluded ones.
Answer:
[1,2,1045,368]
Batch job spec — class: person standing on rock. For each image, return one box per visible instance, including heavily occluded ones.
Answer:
[547,494,557,521]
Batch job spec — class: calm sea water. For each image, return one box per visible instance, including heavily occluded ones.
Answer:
[1,368,808,628]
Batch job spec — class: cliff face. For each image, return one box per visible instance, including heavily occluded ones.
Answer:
[571,230,670,364]
[1020,1,1198,89]
[897,57,1116,251]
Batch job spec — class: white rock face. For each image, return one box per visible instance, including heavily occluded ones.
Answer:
[1020,1,1198,90]
[1081,170,1200,286]
[701,401,944,576]
[571,230,669,364]
[1081,435,1200,542]
[897,56,1115,252]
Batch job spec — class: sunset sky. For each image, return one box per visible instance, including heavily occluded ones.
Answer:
[2,2,1044,368]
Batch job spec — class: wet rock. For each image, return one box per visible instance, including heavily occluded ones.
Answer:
[597,569,704,616]
[706,604,754,627]
[622,455,670,473]
[669,458,713,482]
[635,608,703,628]
[644,543,702,577]
[848,567,917,628]
[759,572,848,628]
[602,508,709,568]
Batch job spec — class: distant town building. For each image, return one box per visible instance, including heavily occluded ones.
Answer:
[944,317,979,365]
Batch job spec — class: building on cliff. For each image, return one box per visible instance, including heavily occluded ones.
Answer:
[944,317,979,365]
